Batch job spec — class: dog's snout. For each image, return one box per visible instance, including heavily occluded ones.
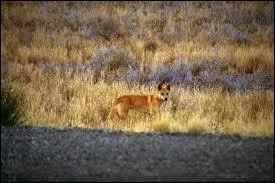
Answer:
[164,98,168,101]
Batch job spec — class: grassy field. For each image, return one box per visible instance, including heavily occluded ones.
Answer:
[1,1,274,137]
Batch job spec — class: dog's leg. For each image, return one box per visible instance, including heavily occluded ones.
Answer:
[117,103,129,120]
[149,104,156,116]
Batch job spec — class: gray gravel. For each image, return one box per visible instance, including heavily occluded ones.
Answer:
[1,125,274,182]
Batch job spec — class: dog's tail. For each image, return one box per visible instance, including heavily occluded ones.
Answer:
[108,106,115,120]
[108,100,118,120]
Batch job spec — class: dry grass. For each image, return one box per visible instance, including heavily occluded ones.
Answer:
[1,1,274,137]
[3,64,273,137]
[2,2,274,71]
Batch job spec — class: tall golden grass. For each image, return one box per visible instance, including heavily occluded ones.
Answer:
[2,2,273,71]
[3,64,273,137]
[1,1,274,137]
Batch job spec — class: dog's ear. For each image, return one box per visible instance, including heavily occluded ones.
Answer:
[166,83,171,91]
[157,82,163,91]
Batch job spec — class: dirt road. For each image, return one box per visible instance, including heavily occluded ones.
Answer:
[1,125,274,182]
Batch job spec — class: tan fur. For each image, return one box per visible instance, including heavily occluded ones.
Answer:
[108,82,171,120]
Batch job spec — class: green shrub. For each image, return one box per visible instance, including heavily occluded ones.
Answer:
[1,85,25,126]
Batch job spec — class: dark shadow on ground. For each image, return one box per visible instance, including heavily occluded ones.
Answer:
[1,124,274,182]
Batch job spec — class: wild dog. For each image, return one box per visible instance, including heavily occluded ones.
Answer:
[108,82,171,120]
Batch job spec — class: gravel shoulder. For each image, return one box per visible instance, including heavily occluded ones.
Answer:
[1,125,274,182]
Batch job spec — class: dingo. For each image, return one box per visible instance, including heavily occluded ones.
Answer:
[108,82,171,120]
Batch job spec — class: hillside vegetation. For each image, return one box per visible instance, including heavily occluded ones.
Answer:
[1,1,274,137]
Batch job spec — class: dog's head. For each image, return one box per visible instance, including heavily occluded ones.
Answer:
[157,82,171,101]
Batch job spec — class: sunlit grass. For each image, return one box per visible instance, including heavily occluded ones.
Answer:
[4,65,273,137]
[1,1,274,137]
[2,2,274,72]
